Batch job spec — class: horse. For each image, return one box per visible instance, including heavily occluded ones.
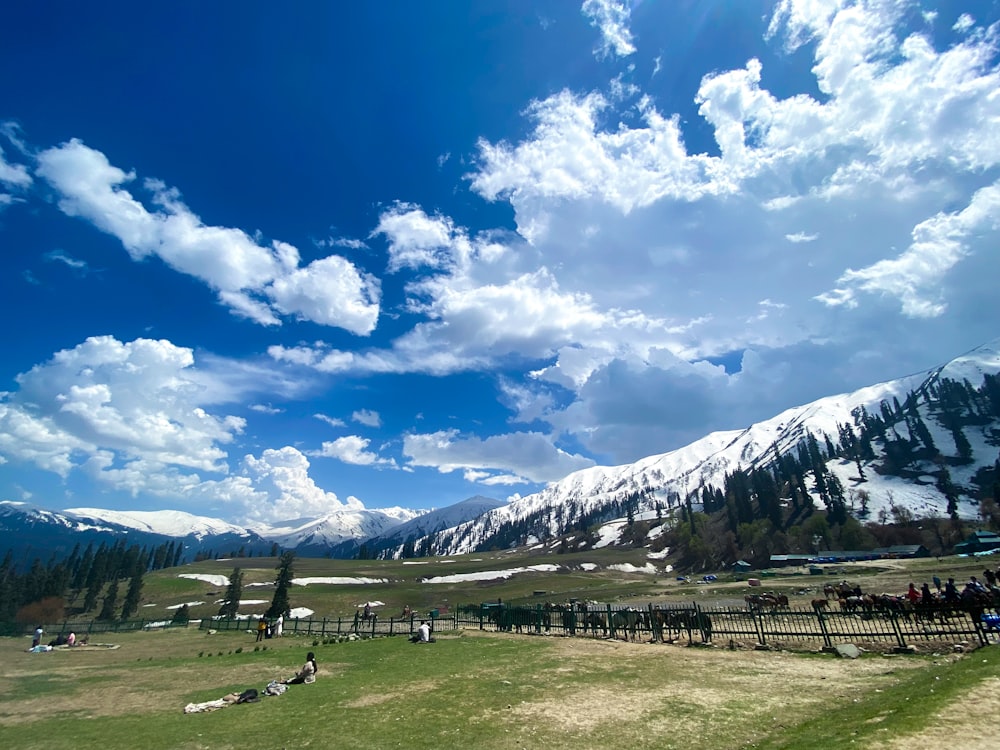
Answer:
[745,594,772,613]
[811,598,829,612]
[580,611,608,638]
[610,608,645,641]
[650,608,711,643]
[489,606,551,634]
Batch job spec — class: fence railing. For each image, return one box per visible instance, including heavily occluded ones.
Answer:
[452,601,1000,650]
[199,614,447,638]
[13,601,999,652]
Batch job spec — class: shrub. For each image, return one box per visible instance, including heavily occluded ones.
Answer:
[15,597,65,626]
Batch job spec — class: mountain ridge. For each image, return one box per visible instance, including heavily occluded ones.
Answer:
[3,337,999,562]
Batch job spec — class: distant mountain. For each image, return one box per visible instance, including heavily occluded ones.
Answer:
[6,339,999,564]
[423,338,1000,555]
[0,495,503,563]
[250,506,424,555]
[356,495,506,558]
[0,502,272,565]
[66,507,255,541]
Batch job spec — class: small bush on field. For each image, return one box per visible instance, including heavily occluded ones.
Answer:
[16,596,65,626]
[235,647,242,654]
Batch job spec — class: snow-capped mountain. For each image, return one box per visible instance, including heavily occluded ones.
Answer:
[5,339,999,563]
[427,338,1000,555]
[65,507,254,541]
[0,501,270,562]
[363,495,506,556]
[251,506,424,552]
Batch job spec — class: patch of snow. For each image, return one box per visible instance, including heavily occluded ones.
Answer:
[420,564,561,584]
[289,607,314,619]
[244,582,273,587]
[402,561,429,565]
[579,563,598,571]
[646,549,670,560]
[291,577,388,585]
[594,521,625,549]
[178,573,230,587]
[166,601,204,610]
[607,563,658,575]
[356,600,385,608]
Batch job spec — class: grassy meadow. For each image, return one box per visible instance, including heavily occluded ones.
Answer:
[4,550,1000,748]
[3,621,998,750]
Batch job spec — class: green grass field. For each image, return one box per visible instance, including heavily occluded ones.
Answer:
[3,623,997,750]
[8,549,1000,748]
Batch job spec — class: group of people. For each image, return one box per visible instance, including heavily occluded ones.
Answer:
[905,570,999,605]
[28,626,82,651]
[255,614,284,641]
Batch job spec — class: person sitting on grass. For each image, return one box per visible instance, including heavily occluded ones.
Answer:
[410,620,435,644]
[281,652,317,684]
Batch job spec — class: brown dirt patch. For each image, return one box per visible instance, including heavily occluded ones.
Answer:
[867,676,1000,750]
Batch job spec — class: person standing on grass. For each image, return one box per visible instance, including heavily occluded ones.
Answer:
[275,614,283,637]
[32,625,43,648]
[256,617,267,642]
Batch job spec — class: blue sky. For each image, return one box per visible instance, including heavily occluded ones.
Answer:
[2,1,999,526]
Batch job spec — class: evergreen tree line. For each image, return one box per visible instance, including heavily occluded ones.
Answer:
[662,374,1000,570]
[0,538,184,623]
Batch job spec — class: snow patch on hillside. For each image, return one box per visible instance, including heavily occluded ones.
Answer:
[178,574,229,587]
[420,564,561,584]
[291,576,387,585]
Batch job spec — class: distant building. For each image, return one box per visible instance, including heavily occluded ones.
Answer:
[953,531,1000,556]
[731,559,752,574]
[813,550,882,563]
[872,545,930,559]
[768,554,814,567]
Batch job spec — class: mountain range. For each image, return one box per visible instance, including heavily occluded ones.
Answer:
[3,338,999,564]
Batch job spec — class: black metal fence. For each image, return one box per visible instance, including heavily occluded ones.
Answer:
[453,601,1000,651]
[199,614,438,638]
[14,601,999,652]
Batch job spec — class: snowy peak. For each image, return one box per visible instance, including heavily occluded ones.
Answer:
[65,507,253,541]
[428,337,1000,555]
[252,507,424,549]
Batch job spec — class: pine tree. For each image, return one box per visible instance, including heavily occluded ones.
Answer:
[950,425,973,462]
[218,567,243,619]
[171,603,190,624]
[266,552,295,619]
[120,571,144,621]
[99,578,120,621]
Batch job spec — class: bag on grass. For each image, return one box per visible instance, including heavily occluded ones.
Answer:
[236,688,259,704]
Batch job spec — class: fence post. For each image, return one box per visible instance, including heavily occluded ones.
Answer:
[971,611,989,647]
[888,610,907,649]
[606,604,615,640]
[752,608,766,647]
[647,603,662,643]
[694,603,711,644]
[815,608,832,649]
